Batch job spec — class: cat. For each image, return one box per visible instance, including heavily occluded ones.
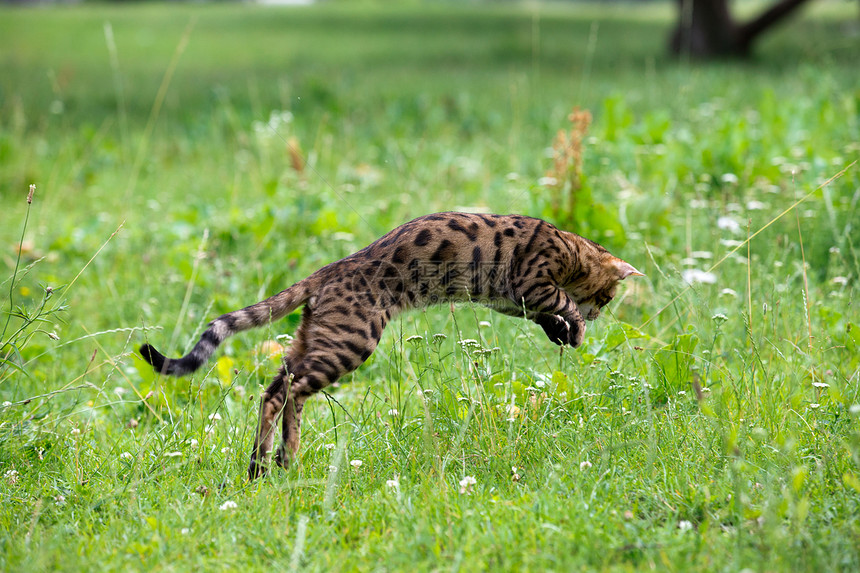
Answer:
[140,212,643,478]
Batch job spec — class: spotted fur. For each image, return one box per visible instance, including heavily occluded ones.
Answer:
[140,212,642,479]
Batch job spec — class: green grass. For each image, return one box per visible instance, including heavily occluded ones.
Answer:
[1,1,859,571]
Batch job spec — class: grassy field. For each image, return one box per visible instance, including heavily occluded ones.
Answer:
[1,1,858,570]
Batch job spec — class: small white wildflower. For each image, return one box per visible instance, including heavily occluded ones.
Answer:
[350,459,363,469]
[458,339,480,348]
[190,439,199,449]
[386,476,400,489]
[506,172,519,181]
[387,408,399,416]
[405,335,424,344]
[720,173,739,185]
[119,452,134,461]
[511,466,521,482]
[54,494,66,504]
[219,500,238,511]
[221,447,231,454]
[431,333,447,342]
[324,443,336,451]
[720,288,738,297]
[832,277,848,286]
[719,239,744,248]
[204,425,215,437]
[579,460,593,471]
[712,313,728,324]
[809,403,820,409]
[717,216,742,234]
[163,451,182,458]
[538,176,558,187]
[682,269,718,285]
[691,251,713,260]
[208,413,222,422]
[328,465,338,473]
[2,401,11,408]
[746,200,767,210]
[812,382,829,389]
[678,520,693,531]
[459,475,477,494]
[849,404,860,416]
[677,391,687,396]
[702,387,711,393]
[829,247,840,254]
[181,528,191,535]
[5,469,19,485]
[70,428,81,436]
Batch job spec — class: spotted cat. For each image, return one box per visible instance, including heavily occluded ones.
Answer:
[140,212,643,478]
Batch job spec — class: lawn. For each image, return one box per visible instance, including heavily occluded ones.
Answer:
[1,1,858,571]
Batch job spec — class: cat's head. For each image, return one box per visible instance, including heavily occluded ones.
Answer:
[573,254,643,321]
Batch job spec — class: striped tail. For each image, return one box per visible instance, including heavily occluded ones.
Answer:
[140,280,311,377]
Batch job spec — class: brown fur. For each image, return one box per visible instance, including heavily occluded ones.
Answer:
[139,212,642,478]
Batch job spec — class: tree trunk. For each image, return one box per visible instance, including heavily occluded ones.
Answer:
[669,0,814,58]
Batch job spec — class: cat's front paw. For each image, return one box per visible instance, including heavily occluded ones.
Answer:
[248,456,269,480]
[567,316,585,348]
[536,314,570,346]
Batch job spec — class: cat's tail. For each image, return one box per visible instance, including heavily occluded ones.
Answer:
[140,279,312,377]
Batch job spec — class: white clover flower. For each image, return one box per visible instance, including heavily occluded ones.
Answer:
[219,501,238,511]
[682,269,718,285]
[808,403,820,409]
[5,469,19,485]
[324,443,336,451]
[579,460,592,471]
[459,475,477,494]
[2,401,11,408]
[717,216,742,234]
[386,476,400,489]
[120,452,134,461]
[350,459,363,469]
[190,439,199,449]
[54,494,66,504]
[678,520,693,531]
[70,428,81,436]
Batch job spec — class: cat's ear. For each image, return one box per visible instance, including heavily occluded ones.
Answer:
[612,259,644,280]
